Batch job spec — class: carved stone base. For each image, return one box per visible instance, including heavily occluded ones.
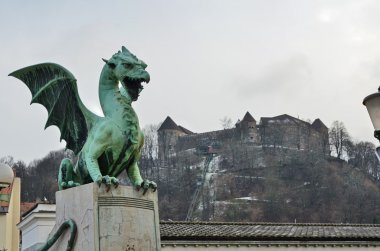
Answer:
[49,183,161,251]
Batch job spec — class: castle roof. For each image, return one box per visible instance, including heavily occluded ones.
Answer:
[241,112,256,123]
[158,116,180,131]
[311,118,328,131]
[178,125,194,135]
[260,114,310,126]
[158,116,194,134]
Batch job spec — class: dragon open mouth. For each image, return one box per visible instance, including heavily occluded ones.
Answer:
[123,77,147,101]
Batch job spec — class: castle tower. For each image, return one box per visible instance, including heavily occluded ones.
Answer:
[311,119,328,135]
[311,118,329,154]
[157,116,183,161]
[237,112,258,143]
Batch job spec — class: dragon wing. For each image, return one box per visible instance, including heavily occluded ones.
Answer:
[9,63,101,154]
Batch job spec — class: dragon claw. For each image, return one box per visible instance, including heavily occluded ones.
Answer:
[67,181,80,187]
[112,178,120,188]
[102,175,111,185]
[138,179,157,195]
[96,175,119,191]
[60,181,80,190]
[96,176,102,187]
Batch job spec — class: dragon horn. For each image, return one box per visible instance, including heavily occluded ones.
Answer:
[121,46,130,53]
[102,58,108,63]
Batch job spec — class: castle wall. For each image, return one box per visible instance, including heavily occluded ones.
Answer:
[309,128,329,155]
[176,129,237,152]
[260,122,309,150]
[158,116,329,160]
[158,129,187,161]
[238,121,258,143]
[259,120,328,153]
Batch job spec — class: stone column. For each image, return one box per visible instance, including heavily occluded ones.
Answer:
[50,183,160,251]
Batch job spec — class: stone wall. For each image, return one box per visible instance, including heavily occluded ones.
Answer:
[176,129,237,152]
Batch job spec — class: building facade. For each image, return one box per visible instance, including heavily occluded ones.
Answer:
[17,211,380,250]
[0,177,20,251]
[17,203,56,251]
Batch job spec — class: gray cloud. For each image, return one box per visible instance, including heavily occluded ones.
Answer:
[1,0,380,162]
[236,54,312,98]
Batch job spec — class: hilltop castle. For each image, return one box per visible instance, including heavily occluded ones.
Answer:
[157,112,329,161]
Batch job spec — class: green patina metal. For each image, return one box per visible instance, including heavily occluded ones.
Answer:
[37,219,77,251]
[9,46,157,193]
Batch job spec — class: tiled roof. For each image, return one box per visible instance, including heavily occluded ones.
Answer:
[21,202,36,216]
[160,221,380,242]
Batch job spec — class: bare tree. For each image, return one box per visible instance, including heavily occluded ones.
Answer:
[142,124,160,160]
[220,116,233,129]
[347,141,380,177]
[329,121,351,159]
[139,124,161,179]
[0,155,15,166]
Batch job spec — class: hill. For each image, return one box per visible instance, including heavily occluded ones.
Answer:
[2,122,380,223]
[145,142,380,223]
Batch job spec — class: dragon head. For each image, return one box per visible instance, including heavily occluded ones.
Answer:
[103,46,150,101]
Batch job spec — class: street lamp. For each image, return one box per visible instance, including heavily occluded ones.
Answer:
[363,87,380,141]
[363,87,380,162]
[0,163,14,202]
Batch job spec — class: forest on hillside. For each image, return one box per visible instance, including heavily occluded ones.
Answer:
[2,121,380,223]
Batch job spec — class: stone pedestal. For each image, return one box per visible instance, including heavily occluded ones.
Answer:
[50,183,160,251]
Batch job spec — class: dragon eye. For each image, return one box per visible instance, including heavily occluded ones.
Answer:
[123,63,133,68]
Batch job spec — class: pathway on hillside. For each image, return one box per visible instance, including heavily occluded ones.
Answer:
[186,154,214,221]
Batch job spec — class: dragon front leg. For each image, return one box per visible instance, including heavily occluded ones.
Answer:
[85,153,119,191]
[84,131,119,191]
[58,158,80,190]
[128,162,157,195]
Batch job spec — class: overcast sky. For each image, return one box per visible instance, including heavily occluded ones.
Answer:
[1,0,380,163]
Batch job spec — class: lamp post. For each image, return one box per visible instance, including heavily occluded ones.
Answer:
[0,163,14,202]
[363,87,380,140]
[363,87,380,161]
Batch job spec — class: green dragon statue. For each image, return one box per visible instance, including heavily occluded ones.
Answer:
[10,46,157,193]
